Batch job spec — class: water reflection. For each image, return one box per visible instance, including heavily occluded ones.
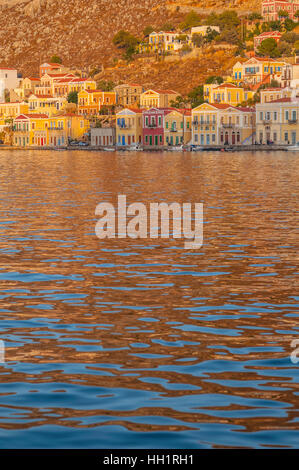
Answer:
[0,149,298,448]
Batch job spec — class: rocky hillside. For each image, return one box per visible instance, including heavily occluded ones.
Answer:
[0,0,260,78]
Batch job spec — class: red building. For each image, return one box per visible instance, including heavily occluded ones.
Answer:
[262,0,299,21]
[142,108,171,148]
[254,31,282,51]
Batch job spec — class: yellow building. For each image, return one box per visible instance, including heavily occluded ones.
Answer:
[116,108,143,146]
[256,97,299,145]
[140,89,180,109]
[259,87,292,104]
[192,103,256,146]
[78,89,116,115]
[28,94,66,116]
[204,83,254,106]
[114,83,144,107]
[47,114,90,147]
[232,57,287,86]
[0,101,29,120]
[14,77,41,100]
[13,113,90,147]
[164,109,192,146]
[13,113,49,147]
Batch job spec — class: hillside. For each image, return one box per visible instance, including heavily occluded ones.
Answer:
[0,0,260,78]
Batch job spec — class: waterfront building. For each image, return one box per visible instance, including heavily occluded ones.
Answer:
[116,108,143,146]
[164,109,192,146]
[142,108,169,148]
[13,113,48,147]
[256,97,299,145]
[192,103,256,146]
[90,127,116,147]
[47,114,89,147]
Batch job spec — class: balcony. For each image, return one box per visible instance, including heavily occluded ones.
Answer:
[288,119,297,125]
[222,123,235,128]
[170,128,178,132]
[262,119,272,125]
[147,123,157,128]
[118,124,132,129]
[49,127,64,131]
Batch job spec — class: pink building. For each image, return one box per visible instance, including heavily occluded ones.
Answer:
[262,0,299,21]
[142,108,170,148]
[254,31,282,51]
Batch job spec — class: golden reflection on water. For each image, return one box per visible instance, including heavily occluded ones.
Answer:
[0,149,298,446]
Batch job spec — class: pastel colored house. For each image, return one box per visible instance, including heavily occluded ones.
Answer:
[262,0,299,21]
[259,87,292,103]
[47,114,90,147]
[39,62,70,78]
[28,94,66,116]
[114,84,144,107]
[78,89,116,115]
[142,108,168,148]
[14,77,41,100]
[90,127,116,147]
[191,103,256,146]
[0,68,20,101]
[191,26,220,36]
[256,97,299,145]
[0,101,29,120]
[254,31,282,52]
[140,89,180,109]
[13,113,49,147]
[116,108,143,146]
[232,57,287,86]
[204,83,254,106]
[164,109,192,146]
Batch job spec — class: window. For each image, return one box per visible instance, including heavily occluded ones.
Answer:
[284,132,289,142]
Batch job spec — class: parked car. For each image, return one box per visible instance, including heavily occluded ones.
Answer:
[78,141,89,146]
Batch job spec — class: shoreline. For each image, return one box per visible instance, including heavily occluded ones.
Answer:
[0,145,292,152]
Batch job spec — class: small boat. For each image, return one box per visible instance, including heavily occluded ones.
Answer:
[167,145,184,151]
[127,143,143,151]
[287,142,299,151]
[189,145,204,152]
[103,147,115,152]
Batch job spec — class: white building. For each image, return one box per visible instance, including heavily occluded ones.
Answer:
[0,68,19,101]
[90,127,115,147]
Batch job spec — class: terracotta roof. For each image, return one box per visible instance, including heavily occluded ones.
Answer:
[29,94,54,99]
[215,83,238,89]
[0,67,17,70]
[256,31,282,38]
[270,97,292,103]
[15,113,48,119]
[28,77,40,81]
[237,107,255,112]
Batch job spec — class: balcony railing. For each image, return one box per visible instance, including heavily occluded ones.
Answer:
[170,128,178,132]
[192,120,215,126]
[147,123,157,128]
[262,119,272,125]
[288,119,297,124]
[222,123,235,128]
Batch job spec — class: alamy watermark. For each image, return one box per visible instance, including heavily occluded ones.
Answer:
[95,195,203,249]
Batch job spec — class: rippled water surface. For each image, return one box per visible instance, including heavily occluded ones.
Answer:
[0,149,298,448]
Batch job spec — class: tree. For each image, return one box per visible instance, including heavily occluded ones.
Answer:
[295,11,299,19]
[248,12,263,21]
[67,91,78,104]
[192,33,204,48]
[113,30,139,49]
[205,76,223,85]
[281,31,299,44]
[257,38,279,57]
[278,10,289,19]
[277,40,292,56]
[143,26,154,37]
[179,10,201,30]
[219,28,240,45]
[170,96,186,108]
[160,22,175,31]
[50,55,62,64]
[97,80,115,91]
[187,85,204,108]
[294,40,299,53]
[284,18,296,31]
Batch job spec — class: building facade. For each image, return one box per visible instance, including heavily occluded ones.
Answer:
[262,0,299,21]
[140,89,180,109]
[114,84,144,108]
[116,108,143,146]
[256,97,299,145]
[90,127,116,147]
